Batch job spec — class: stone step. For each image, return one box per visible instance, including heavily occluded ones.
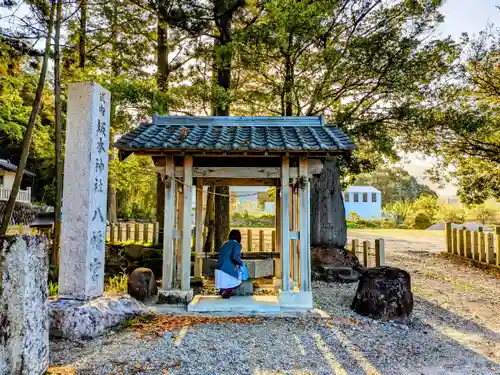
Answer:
[188,295,281,313]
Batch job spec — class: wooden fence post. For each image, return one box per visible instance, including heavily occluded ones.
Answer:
[496,226,500,267]
[451,228,458,255]
[247,229,253,252]
[375,239,385,266]
[351,239,358,256]
[486,233,495,265]
[259,230,265,252]
[458,228,464,256]
[134,223,140,243]
[363,241,369,267]
[465,230,472,258]
[118,223,124,243]
[271,230,276,252]
[479,231,486,263]
[153,222,159,245]
[143,223,149,243]
[445,222,452,253]
[126,223,132,242]
[472,231,479,260]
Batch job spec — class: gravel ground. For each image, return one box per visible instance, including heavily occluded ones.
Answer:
[50,230,500,375]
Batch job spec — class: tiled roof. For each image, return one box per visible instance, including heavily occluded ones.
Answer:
[115,115,357,154]
[0,159,35,177]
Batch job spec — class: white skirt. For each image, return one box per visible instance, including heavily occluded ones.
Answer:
[215,269,242,289]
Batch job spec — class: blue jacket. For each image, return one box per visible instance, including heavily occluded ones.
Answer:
[216,240,243,278]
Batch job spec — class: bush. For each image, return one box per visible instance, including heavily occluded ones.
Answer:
[348,211,360,221]
[436,204,465,223]
[406,210,433,229]
[466,204,499,224]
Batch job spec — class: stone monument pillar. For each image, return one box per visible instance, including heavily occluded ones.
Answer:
[59,81,111,300]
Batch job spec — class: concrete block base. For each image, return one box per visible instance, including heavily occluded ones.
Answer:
[188,295,281,313]
[157,289,194,305]
[234,280,254,296]
[279,291,313,309]
[48,295,144,341]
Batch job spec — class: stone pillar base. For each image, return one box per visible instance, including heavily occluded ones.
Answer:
[279,291,313,309]
[157,289,194,305]
[48,295,144,341]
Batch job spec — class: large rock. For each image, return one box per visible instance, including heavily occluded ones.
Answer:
[48,295,144,341]
[351,266,413,322]
[311,246,362,282]
[0,235,49,375]
[127,267,157,302]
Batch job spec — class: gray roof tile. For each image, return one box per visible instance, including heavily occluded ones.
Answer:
[115,116,357,153]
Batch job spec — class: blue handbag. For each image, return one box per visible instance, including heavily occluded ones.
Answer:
[238,263,248,281]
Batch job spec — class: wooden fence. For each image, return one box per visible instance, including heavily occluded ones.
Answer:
[445,223,500,267]
[346,238,385,268]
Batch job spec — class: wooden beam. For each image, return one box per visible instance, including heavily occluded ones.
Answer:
[181,155,193,291]
[198,178,277,186]
[154,160,323,178]
[281,156,291,292]
[194,178,203,278]
[162,156,175,290]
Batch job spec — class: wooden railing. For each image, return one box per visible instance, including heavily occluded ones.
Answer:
[0,187,31,203]
[445,223,500,267]
[347,238,385,268]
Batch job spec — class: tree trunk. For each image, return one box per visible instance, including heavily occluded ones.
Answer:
[78,0,87,69]
[310,157,347,248]
[214,186,229,251]
[53,0,63,265]
[0,0,56,236]
[284,55,293,116]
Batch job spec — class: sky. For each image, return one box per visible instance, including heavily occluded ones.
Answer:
[401,0,500,198]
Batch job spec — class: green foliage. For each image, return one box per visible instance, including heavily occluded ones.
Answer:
[48,281,59,296]
[105,273,128,294]
[436,204,465,224]
[348,211,360,221]
[406,210,433,229]
[383,201,414,224]
[466,204,499,224]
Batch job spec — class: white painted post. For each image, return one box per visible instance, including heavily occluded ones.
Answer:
[299,158,310,292]
[162,156,175,290]
[194,177,203,278]
[59,81,110,300]
[181,155,193,291]
[281,156,290,291]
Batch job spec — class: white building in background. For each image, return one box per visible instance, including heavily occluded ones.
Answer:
[0,159,33,204]
[343,186,382,220]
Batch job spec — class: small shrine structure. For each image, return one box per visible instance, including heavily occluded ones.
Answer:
[115,115,356,309]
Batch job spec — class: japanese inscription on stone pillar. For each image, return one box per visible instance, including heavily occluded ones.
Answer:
[59,82,111,300]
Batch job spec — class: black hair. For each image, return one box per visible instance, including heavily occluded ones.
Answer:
[228,229,242,243]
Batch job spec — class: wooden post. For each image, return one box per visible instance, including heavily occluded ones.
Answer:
[271,230,276,252]
[281,156,290,291]
[109,223,115,244]
[176,185,184,284]
[363,241,369,267]
[181,155,193,291]
[299,158,310,292]
[126,223,132,242]
[472,231,479,260]
[496,226,500,267]
[162,156,176,290]
[247,230,253,252]
[143,223,149,243]
[445,222,452,253]
[375,239,385,266]
[465,230,472,258]
[118,223,123,243]
[153,222,159,245]
[452,228,458,255]
[194,178,204,278]
[479,231,486,263]
[351,239,358,256]
[486,233,495,265]
[134,223,140,243]
[275,180,282,279]
[458,228,464,256]
[259,230,265,252]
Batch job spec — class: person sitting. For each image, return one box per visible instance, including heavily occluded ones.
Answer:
[215,229,244,299]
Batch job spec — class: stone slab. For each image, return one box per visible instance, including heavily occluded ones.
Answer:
[202,258,274,279]
[233,280,254,296]
[48,294,144,341]
[279,291,313,309]
[187,295,281,313]
[157,289,194,305]
[1,235,49,375]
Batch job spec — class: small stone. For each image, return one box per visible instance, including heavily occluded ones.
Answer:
[128,268,158,302]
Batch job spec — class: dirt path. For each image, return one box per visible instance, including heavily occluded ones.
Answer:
[349,229,500,363]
